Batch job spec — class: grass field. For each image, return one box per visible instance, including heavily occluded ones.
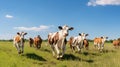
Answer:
[0,41,120,67]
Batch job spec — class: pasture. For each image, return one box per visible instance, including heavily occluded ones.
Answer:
[0,41,120,67]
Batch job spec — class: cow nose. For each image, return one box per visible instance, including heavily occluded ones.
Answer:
[65,33,68,36]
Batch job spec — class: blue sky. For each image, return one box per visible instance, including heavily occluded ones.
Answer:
[0,0,120,40]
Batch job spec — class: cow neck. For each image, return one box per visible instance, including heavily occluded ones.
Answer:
[58,31,66,40]
[20,38,24,43]
[102,38,106,43]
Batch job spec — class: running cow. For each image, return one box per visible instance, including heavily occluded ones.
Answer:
[113,38,120,48]
[34,35,42,49]
[69,33,88,52]
[94,36,108,51]
[48,25,73,59]
[83,39,89,50]
[29,38,34,47]
[13,32,27,54]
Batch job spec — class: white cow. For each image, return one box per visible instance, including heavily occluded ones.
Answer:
[13,32,27,54]
[69,33,88,52]
[48,25,74,59]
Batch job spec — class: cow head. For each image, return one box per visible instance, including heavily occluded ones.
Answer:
[58,25,74,37]
[79,33,88,40]
[101,36,108,42]
[17,32,27,39]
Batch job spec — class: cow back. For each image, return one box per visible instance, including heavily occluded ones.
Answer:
[48,32,59,45]
[113,40,120,46]
[94,38,102,44]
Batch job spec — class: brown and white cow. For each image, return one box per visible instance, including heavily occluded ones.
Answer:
[34,35,42,49]
[113,39,120,48]
[48,25,73,59]
[94,36,108,51]
[29,38,34,47]
[13,32,27,54]
[83,39,89,50]
[69,33,88,52]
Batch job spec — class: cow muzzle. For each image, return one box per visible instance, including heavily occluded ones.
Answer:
[64,34,68,37]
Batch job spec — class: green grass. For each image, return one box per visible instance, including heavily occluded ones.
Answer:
[0,41,120,67]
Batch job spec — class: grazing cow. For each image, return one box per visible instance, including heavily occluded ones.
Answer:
[48,25,73,59]
[113,39,120,48]
[34,35,42,49]
[94,36,108,51]
[83,39,89,50]
[29,38,34,47]
[13,32,27,54]
[69,33,88,52]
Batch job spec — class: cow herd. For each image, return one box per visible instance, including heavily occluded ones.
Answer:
[13,25,119,59]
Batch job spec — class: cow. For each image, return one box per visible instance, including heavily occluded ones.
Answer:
[83,39,89,50]
[34,35,42,49]
[29,38,34,47]
[48,25,73,59]
[94,36,108,51]
[13,32,27,54]
[113,39,120,48]
[69,33,88,53]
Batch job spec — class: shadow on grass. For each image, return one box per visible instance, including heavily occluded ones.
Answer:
[85,59,94,63]
[42,49,51,53]
[102,49,116,53]
[83,52,89,56]
[82,51,101,56]
[62,54,81,60]
[62,54,94,63]
[25,53,46,61]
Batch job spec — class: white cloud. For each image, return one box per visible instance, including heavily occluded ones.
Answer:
[14,25,54,31]
[5,14,13,19]
[87,0,120,6]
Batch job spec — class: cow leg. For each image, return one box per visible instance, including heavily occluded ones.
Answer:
[54,44,60,59]
[98,44,101,51]
[73,46,75,52]
[101,44,104,51]
[60,44,66,58]
[79,41,83,49]
[30,43,32,47]
[70,44,73,51]
[70,45,75,52]
[15,43,21,54]
[94,44,97,48]
[94,42,97,49]
[76,45,80,53]
[50,45,56,57]
[38,42,41,49]
[86,46,88,50]
[21,43,24,53]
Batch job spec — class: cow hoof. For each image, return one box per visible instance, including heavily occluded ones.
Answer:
[18,52,21,54]
[57,57,60,60]
[56,56,60,60]
[21,51,24,53]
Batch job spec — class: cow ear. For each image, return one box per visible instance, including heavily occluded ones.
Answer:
[69,27,74,30]
[101,37,103,38]
[86,34,88,36]
[17,32,20,35]
[79,33,81,36]
[24,33,27,35]
[58,26,62,30]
